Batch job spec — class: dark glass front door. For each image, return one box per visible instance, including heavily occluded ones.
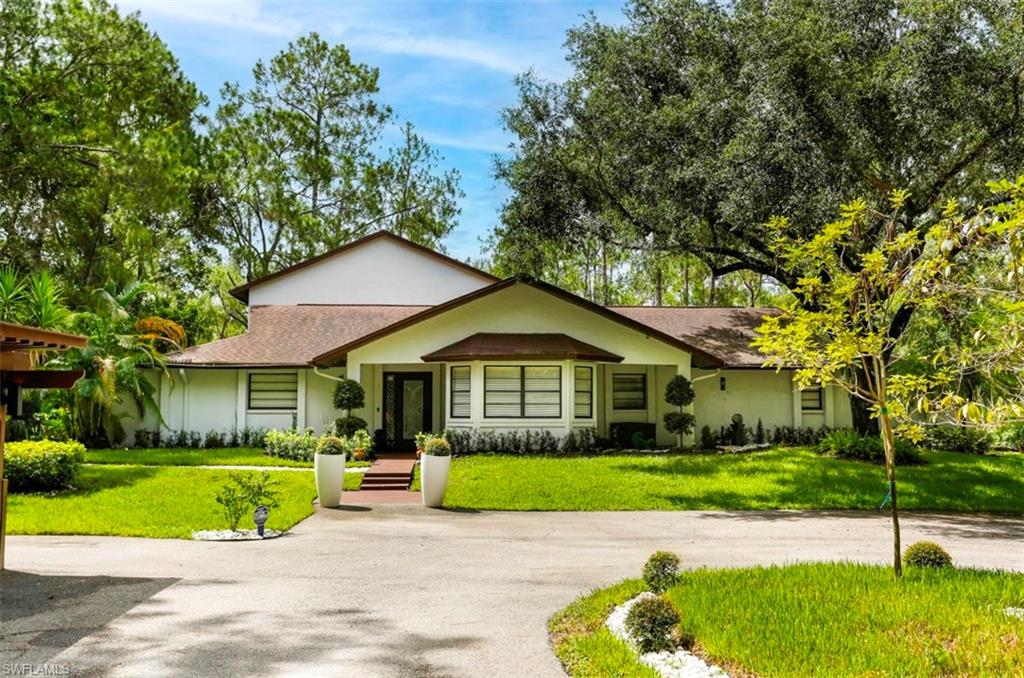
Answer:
[383,372,433,451]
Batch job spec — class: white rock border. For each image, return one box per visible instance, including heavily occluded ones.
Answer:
[606,593,729,678]
[192,529,283,541]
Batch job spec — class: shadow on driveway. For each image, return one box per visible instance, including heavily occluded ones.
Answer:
[0,570,179,667]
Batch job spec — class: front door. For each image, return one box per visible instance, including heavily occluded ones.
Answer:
[383,372,433,452]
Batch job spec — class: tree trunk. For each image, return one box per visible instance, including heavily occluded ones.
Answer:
[655,266,663,306]
[851,366,880,435]
[879,408,902,577]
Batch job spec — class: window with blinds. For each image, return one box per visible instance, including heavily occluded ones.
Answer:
[247,372,298,410]
[612,372,646,410]
[449,366,471,418]
[574,366,593,418]
[801,387,824,411]
[484,365,561,418]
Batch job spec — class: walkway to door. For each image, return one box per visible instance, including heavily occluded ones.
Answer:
[344,454,420,504]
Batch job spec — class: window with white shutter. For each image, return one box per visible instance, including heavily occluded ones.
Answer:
[449,366,471,418]
[247,372,298,410]
[574,366,593,418]
[484,365,561,418]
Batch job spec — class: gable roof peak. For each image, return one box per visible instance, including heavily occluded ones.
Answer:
[229,230,499,303]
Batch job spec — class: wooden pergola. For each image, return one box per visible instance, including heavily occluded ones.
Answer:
[1,321,86,570]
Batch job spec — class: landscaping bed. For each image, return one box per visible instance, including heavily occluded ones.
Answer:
[7,464,362,538]
[551,563,1024,677]
[437,448,1023,512]
[84,447,371,468]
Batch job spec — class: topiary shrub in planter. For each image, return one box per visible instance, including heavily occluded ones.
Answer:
[4,440,86,492]
[421,436,452,507]
[903,541,953,569]
[624,595,681,653]
[643,550,682,593]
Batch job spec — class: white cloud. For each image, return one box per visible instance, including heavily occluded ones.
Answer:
[116,0,299,37]
[343,30,523,74]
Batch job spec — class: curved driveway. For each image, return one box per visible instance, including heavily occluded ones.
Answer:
[3,508,1023,677]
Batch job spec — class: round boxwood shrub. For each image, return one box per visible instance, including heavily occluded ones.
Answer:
[663,412,696,439]
[423,437,452,456]
[903,541,953,569]
[624,595,681,653]
[4,440,85,492]
[643,550,682,593]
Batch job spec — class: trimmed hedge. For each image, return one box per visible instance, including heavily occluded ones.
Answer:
[817,429,922,465]
[4,440,85,492]
[264,429,319,461]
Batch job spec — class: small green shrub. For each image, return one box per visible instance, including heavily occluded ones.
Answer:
[333,415,368,437]
[315,436,347,457]
[423,436,452,456]
[699,425,715,449]
[817,429,922,465]
[663,411,695,440]
[204,430,225,449]
[904,541,953,569]
[643,551,682,593]
[923,426,991,455]
[214,471,282,531]
[4,440,85,492]
[348,429,372,453]
[624,595,680,653]
[264,428,319,461]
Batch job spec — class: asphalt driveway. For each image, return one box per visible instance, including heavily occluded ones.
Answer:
[3,508,1023,677]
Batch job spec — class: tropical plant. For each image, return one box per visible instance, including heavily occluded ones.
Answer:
[49,282,181,447]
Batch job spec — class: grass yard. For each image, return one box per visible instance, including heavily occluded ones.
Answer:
[84,447,372,468]
[439,448,1024,512]
[7,464,362,538]
[551,564,1024,677]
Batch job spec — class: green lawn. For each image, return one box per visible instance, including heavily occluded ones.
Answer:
[7,464,362,538]
[552,564,1024,677]
[84,447,372,468]
[440,448,1024,512]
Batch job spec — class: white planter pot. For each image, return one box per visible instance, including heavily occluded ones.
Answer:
[314,453,346,508]
[420,454,451,508]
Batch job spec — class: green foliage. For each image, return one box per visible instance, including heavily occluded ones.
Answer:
[3,440,85,492]
[0,0,210,301]
[214,471,281,531]
[624,595,680,653]
[497,0,1024,309]
[663,375,695,408]
[444,428,597,456]
[333,415,368,437]
[332,379,365,414]
[422,436,452,457]
[699,425,715,450]
[347,429,372,454]
[903,541,953,569]
[818,430,922,465]
[922,426,991,455]
[315,436,347,457]
[210,33,461,280]
[264,429,320,462]
[414,432,434,450]
[662,411,695,438]
[642,551,681,593]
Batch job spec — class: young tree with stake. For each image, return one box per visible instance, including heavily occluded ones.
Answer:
[754,179,1024,576]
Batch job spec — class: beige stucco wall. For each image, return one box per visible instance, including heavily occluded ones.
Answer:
[247,237,493,306]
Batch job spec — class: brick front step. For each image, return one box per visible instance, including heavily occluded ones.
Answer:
[358,456,416,491]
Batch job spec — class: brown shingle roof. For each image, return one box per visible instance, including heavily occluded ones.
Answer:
[166,305,428,366]
[608,306,781,368]
[421,333,624,363]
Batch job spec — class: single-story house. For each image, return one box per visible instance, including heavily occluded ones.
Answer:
[124,231,851,450]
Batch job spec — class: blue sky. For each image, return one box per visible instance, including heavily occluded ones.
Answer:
[117,1,627,260]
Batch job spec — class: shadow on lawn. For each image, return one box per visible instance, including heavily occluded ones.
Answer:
[0,570,179,667]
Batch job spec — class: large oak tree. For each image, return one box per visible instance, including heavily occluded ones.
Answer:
[497,0,1024,430]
